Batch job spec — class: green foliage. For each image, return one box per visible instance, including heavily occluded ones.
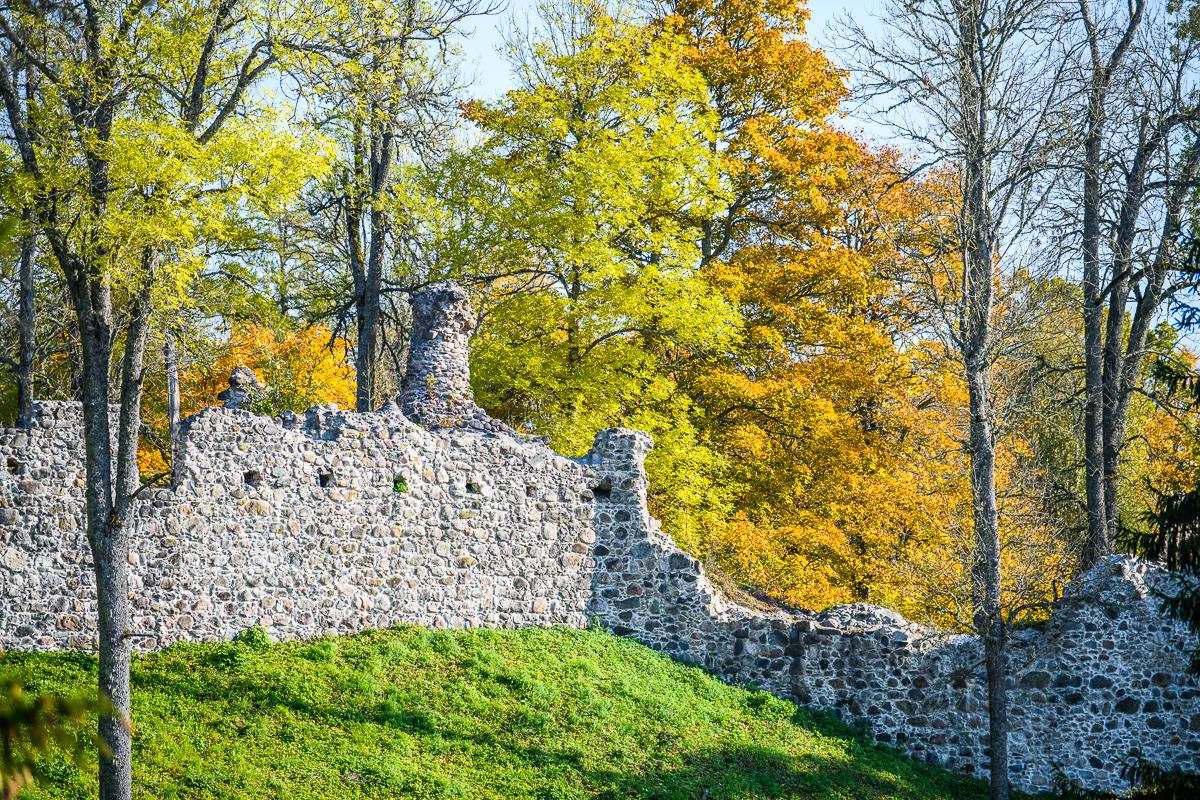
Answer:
[234,626,273,651]
[2,627,989,799]
[0,675,107,799]
[452,3,738,537]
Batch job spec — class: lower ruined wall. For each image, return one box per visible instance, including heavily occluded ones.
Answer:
[2,402,1198,793]
[583,429,1200,793]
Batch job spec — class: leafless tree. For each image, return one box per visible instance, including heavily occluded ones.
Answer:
[1070,0,1200,566]
[838,1,1072,796]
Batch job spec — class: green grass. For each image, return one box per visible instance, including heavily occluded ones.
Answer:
[3,626,988,799]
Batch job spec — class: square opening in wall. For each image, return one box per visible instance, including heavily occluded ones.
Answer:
[466,479,481,494]
[244,470,264,488]
[6,458,19,476]
[318,470,334,488]
[591,478,612,500]
[393,474,409,493]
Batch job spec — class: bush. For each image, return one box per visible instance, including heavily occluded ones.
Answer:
[235,625,273,650]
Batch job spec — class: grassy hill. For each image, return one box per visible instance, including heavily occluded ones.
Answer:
[3,626,988,799]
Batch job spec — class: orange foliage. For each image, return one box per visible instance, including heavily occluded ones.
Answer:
[182,325,356,415]
[139,325,355,469]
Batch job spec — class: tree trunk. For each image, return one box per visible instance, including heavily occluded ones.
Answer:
[346,164,367,411]
[1100,251,1131,551]
[1077,0,1145,568]
[15,57,38,430]
[1097,117,1153,545]
[1102,145,1200,546]
[967,357,1007,800]
[356,208,384,411]
[959,21,1006,780]
[66,274,133,800]
[94,527,131,800]
[96,288,150,800]
[355,117,393,413]
[1080,104,1108,568]
[15,214,35,429]
[164,335,180,460]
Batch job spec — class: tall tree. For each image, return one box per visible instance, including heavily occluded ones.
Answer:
[453,0,738,534]
[1077,0,1145,566]
[655,0,973,606]
[14,210,34,429]
[1,24,40,430]
[843,0,1069,796]
[657,0,846,270]
[1073,0,1200,566]
[0,3,325,798]
[288,0,492,411]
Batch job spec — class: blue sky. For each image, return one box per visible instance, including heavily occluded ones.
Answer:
[456,0,884,102]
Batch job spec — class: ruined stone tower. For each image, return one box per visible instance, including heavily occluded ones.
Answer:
[398,282,515,435]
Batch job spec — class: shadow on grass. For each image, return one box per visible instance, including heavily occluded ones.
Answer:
[587,744,974,800]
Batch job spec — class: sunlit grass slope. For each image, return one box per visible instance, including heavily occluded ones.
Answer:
[4,626,988,799]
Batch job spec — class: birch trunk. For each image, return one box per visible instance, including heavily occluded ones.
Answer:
[15,216,35,429]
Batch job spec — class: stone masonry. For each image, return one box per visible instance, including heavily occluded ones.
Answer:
[2,284,1198,794]
[400,282,516,435]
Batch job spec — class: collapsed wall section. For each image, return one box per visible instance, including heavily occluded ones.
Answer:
[584,428,1200,793]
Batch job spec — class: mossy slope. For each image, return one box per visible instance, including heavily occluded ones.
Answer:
[4,626,988,799]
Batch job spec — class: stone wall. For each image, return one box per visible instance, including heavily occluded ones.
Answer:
[2,285,1198,794]
[582,427,1200,792]
[1,399,598,649]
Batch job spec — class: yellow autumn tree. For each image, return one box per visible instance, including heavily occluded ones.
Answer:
[680,147,978,616]
[183,325,357,414]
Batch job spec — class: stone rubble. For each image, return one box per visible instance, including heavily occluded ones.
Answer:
[217,365,266,410]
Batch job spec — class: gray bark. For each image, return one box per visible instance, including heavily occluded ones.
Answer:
[1080,103,1108,566]
[66,265,131,800]
[354,118,393,413]
[0,7,278,798]
[164,334,180,459]
[0,26,133,796]
[968,359,1006,800]
[15,212,34,429]
[14,40,37,430]
[1101,143,1200,540]
[961,65,1007,800]
[840,0,1070,794]
[1076,0,1144,568]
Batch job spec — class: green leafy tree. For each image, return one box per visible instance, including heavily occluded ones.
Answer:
[460,0,739,535]
[0,3,328,798]
[286,0,493,410]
